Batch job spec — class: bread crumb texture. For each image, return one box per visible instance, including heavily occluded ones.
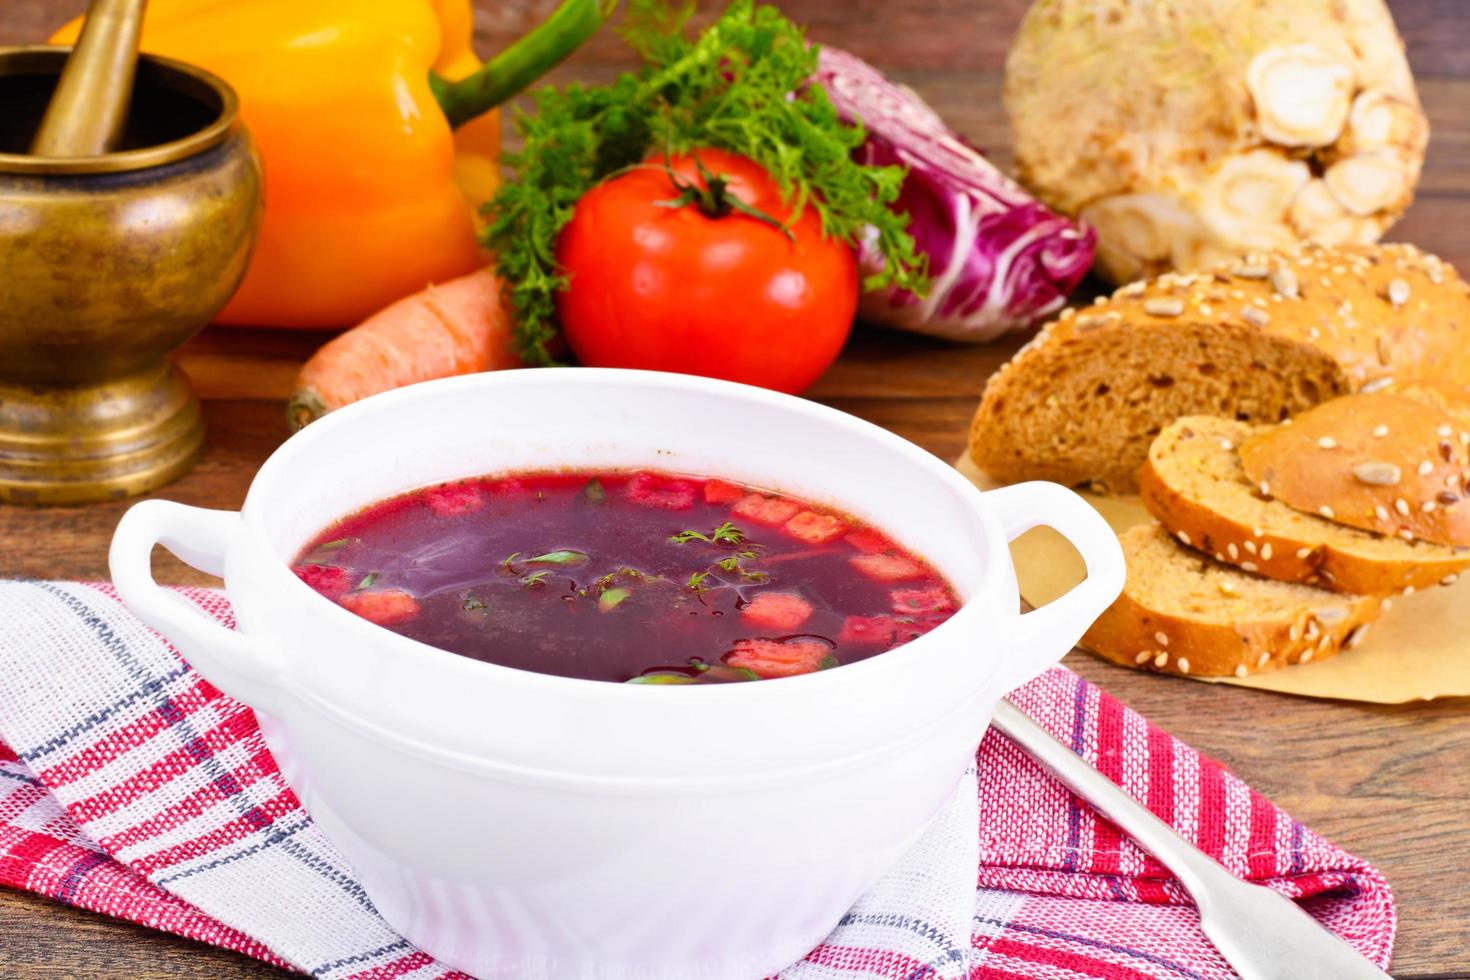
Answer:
[1082,526,1384,677]
[1142,414,1470,593]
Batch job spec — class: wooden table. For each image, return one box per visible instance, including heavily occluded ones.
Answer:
[4,1,1469,976]
[6,328,1470,979]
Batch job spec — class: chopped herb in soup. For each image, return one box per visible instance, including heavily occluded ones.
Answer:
[291,471,960,683]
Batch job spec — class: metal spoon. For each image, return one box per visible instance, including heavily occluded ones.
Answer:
[991,700,1392,980]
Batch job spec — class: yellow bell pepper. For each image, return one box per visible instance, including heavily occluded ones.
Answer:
[54,0,608,328]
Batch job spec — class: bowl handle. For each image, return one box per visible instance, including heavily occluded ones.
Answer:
[983,482,1126,693]
[110,499,288,715]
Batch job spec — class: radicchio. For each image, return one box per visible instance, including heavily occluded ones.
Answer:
[814,47,1095,342]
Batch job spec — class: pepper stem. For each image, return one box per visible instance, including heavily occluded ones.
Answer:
[431,0,614,129]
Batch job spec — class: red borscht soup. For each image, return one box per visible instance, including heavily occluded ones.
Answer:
[291,471,960,683]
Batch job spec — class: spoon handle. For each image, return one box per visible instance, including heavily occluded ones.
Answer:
[991,699,1392,980]
[31,0,148,156]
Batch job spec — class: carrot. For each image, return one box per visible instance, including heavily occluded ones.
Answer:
[725,638,832,679]
[740,592,814,631]
[849,553,925,582]
[287,268,518,430]
[784,510,845,545]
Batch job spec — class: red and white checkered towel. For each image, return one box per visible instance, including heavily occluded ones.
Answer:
[0,582,1394,979]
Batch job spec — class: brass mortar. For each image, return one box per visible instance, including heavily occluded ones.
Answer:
[0,46,261,505]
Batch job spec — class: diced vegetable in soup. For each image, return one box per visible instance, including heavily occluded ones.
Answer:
[291,471,960,683]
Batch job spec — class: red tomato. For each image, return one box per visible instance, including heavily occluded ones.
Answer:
[555,148,859,394]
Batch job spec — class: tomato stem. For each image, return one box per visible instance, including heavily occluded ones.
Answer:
[655,154,795,241]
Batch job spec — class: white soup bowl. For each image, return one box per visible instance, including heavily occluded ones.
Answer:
[110,368,1124,979]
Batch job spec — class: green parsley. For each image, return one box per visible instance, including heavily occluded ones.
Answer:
[598,586,632,612]
[304,536,357,563]
[461,593,491,622]
[716,550,767,581]
[487,0,926,364]
[626,672,698,685]
[671,521,746,546]
[523,550,590,567]
[710,521,745,545]
[580,478,607,504]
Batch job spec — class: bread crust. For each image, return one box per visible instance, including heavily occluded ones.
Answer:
[1083,527,1384,678]
[1084,583,1383,678]
[1140,416,1470,593]
[1240,391,1470,547]
[970,242,1470,492]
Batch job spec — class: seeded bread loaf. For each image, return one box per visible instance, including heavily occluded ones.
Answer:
[1239,390,1470,547]
[1083,525,1385,678]
[1391,380,1470,428]
[1140,415,1470,593]
[969,242,1470,493]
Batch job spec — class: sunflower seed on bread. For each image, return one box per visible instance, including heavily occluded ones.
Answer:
[1239,387,1470,547]
[1140,415,1470,593]
[1083,526,1384,678]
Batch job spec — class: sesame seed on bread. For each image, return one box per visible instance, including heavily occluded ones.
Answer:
[1239,390,1470,548]
[1083,525,1385,678]
[1140,415,1470,593]
[970,242,1470,493]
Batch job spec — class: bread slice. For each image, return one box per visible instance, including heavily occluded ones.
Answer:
[1082,526,1385,678]
[970,242,1470,493]
[1141,415,1470,593]
[1239,391,1470,548]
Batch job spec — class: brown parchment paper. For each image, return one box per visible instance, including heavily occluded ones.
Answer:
[954,454,1470,702]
